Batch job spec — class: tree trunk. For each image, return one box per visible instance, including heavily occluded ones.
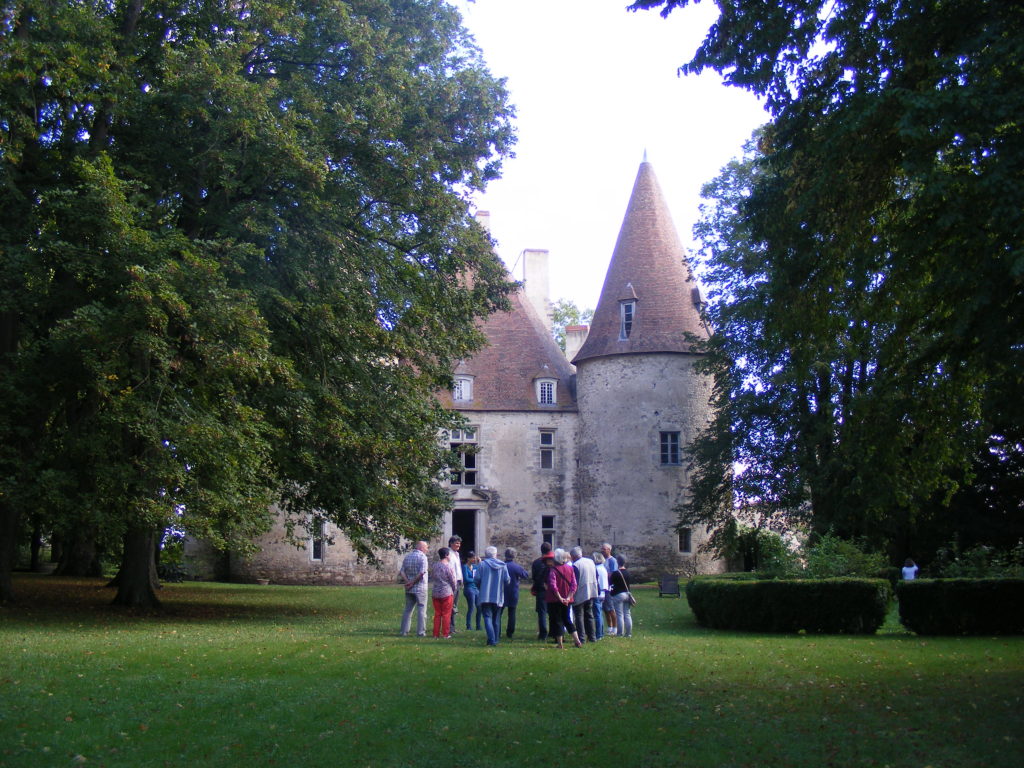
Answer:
[29,518,43,571]
[0,502,20,605]
[111,526,161,608]
[55,527,102,576]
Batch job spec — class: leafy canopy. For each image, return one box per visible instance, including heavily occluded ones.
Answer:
[0,0,515,604]
[632,0,1023,556]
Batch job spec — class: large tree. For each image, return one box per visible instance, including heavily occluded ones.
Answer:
[632,0,1023,554]
[0,0,514,606]
[684,138,990,552]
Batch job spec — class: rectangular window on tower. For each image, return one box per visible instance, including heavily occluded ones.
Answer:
[678,527,692,553]
[541,514,555,545]
[539,429,555,469]
[660,431,681,465]
[448,427,479,486]
[619,300,636,340]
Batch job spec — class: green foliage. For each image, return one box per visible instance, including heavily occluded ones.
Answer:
[803,531,888,579]
[716,519,800,577]
[641,1,1024,554]
[0,0,516,604]
[686,577,892,634]
[897,578,1024,635]
[550,298,593,352]
[931,538,1024,578]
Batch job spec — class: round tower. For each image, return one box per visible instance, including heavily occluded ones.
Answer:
[572,160,715,577]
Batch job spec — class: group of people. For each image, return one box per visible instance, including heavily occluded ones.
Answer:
[399,537,634,649]
[532,541,634,649]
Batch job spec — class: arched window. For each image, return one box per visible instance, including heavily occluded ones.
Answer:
[453,375,474,402]
[535,378,557,406]
[619,300,636,340]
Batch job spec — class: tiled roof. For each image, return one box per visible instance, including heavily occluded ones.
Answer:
[437,286,577,412]
[573,161,709,364]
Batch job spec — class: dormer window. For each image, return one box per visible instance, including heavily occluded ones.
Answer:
[619,300,636,340]
[453,375,474,403]
[536,378,557,406]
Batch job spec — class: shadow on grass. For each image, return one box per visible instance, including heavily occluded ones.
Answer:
[3,573,357,623]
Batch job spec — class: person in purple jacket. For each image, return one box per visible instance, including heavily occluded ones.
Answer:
[545,548,583,649]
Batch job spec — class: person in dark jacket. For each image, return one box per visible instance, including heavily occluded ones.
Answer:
[530,542,553,641]
[608,556,633,638]
[500,547,531,639]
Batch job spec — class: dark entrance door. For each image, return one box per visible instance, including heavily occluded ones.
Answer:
[452,509,477,555]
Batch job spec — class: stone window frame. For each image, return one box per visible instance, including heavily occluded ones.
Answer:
[678,527,692,554]
[619,299,636,340]
[538,428,555,470]
[453,374,474,403]
[448,426,479,486]
[660,430,681,466]
[535,377,557,406]
[541,514,556,546]
[310,519,326,562]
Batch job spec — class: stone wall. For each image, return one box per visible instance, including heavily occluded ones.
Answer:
[575,352,721,580]
[184,512,405,586]
[446,409,579,558]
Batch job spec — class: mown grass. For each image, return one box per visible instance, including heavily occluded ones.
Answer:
[1,573,1022,768]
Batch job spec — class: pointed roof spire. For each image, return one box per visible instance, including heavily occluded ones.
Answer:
[572,160,709,364]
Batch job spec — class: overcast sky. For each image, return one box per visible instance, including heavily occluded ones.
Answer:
[453,0,769,310]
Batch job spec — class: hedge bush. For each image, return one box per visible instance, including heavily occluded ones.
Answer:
[896,578,1024,635]
[686,577,891,634]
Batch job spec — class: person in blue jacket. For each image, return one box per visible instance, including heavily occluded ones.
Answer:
[462,552,481,630]
[474,546,510,646]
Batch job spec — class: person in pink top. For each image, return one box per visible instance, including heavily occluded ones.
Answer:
[545,548,583,649]
[430,547,458,638]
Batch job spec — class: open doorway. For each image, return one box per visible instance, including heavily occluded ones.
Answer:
[452,509,478,556]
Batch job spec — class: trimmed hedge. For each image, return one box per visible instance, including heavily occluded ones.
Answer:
[896,578,1024,635]
[686,577,891,634]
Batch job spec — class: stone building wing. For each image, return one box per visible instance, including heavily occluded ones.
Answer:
[573,160,709,364]
[437,286,577,412]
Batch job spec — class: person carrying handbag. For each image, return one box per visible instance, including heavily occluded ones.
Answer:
[608,558,634,638]
[544,549,584,649]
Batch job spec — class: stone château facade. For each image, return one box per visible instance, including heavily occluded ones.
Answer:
[187,159,720,584]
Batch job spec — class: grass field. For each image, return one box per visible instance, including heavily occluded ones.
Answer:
[1,573,1022,768]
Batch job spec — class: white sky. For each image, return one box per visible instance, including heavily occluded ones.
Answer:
[453,0,768,310]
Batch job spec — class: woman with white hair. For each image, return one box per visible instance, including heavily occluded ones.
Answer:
[474,545,510,646]
[592,552,609,640]
[545,548,583,649]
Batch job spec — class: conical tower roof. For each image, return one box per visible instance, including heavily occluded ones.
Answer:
[572,160,708,364]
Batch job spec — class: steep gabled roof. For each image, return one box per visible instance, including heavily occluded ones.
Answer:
[572,160,709,364]
[437,285,577,412]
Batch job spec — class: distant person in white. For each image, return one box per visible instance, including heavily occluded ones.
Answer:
[902,558,919,580]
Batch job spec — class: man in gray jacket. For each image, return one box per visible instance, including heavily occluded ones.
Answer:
[570,546,598,643]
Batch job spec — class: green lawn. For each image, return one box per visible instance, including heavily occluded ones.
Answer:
[1,574,1021,768]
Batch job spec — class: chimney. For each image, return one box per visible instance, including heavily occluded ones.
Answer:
[474,210,491,233]
[522,248,551,332]
[564,325,589,364]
